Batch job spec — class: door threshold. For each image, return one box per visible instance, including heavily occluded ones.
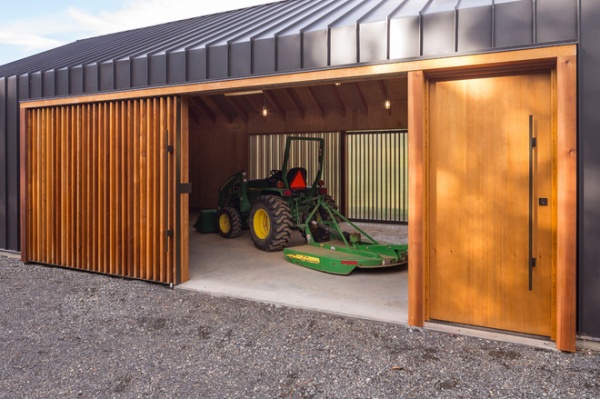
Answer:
[424,321,557,351]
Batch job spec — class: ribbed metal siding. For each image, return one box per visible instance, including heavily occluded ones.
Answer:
[579,0,600,338]
[0,76,20,251]
[248,132,341,204]
[346,130,408,223]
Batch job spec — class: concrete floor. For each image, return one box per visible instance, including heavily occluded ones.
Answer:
[179,217,409,325]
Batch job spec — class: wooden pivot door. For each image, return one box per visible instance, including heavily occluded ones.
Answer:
[22,96,190,285]
[428,71,555,337]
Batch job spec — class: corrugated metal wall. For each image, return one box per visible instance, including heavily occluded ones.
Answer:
[23,97,180,284]
[0,76,20,251]
[346,130,408,223]
[579,0,600,338]
[249,130,408,223]
[249,132,341,203]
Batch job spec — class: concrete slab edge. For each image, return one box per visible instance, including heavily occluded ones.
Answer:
[0,250,21,259]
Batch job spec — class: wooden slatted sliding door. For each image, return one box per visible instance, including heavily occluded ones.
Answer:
[21,96,188,285]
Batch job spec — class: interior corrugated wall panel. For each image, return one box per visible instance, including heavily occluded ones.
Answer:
[248,132,341,206]
[24,97,178,284]
[346,130,408,223]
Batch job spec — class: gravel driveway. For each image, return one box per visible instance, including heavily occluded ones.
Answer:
[1,255,599,399]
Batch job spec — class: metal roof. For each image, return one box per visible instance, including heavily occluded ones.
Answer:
[0,0,578,100]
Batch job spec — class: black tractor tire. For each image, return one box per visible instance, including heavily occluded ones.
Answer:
[216,207,242,239]
[320,195,342,223]
[249,195,293,251]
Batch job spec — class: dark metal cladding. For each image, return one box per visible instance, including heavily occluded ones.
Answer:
[252,38,277,75]
[100,62,115,92]
[6,76,18,251]
[42,70,55,98]
[536,0,578,44]
[422,11,455,56]
[69,66,84,95]
[149,54,167,86]
[0,77,6,249]
[230,42,252,77]
[457,4,493,52]
[359,21,388,63]
[57,68,70,96]
[84,64,99,93]
[330,25,358,66]
[30,72,42,99]
[115,60,131,90]
[494,0,534,48]
[207,46,229,79]
[302,30,328,69]
[18,74,29,100]
[389,16,421,59]
[579,0,600,339]
[167,52,187,84]
[277,34,302,71]
[131,57,149,88]
[187,49,207,82]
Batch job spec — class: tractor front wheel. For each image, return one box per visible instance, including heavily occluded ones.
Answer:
[249,195,293,251]
[216,207,242,238]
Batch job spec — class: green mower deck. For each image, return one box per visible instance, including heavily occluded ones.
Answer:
[284,241,409,275]
[282,195,409,275]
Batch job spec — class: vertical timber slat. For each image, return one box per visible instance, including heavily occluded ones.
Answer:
[22,96,181,285]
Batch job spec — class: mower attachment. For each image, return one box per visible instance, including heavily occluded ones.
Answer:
[283,196,408,275]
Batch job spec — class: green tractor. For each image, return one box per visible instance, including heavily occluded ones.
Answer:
[213,136,408,275]
[215,137,334,251]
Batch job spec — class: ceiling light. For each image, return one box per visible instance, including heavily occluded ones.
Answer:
[224,90,263,97]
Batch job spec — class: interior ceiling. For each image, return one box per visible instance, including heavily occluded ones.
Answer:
[187,77,408,123]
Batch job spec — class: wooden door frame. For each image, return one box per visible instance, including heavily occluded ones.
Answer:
[407,52,577,352]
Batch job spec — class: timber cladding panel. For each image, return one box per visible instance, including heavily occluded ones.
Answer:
[22,97,180,284]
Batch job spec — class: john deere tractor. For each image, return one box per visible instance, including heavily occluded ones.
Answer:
[215,137,335,251]
[212,136,408,275]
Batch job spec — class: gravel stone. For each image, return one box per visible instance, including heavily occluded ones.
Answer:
[1,255,599,399]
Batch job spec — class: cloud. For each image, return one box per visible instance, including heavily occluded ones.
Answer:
[0,31,62,52]
[0,0,274,65]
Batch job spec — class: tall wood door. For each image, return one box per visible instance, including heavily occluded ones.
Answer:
[428,71,555,337]
[22,96,189,285]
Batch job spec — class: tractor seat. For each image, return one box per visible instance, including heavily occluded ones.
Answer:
[287,167,308,190]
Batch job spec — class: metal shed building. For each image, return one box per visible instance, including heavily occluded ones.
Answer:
[0,0,593,352]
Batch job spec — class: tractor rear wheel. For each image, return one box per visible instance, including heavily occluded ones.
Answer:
[216,207,242,238]
[249,195,293,251]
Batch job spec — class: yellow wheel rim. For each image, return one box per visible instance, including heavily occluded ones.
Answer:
[219,213,231,234]
[253,208,270,240]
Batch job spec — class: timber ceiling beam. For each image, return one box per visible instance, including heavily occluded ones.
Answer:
[188,97,216,123]
[223,96,249,123]
[264,90,287,121]
[284,88,305,119]
[307,87,326,118]
[354,82,368,116]
[331,85,346,117]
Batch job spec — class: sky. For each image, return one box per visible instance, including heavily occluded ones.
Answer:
[0,0,277,66]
